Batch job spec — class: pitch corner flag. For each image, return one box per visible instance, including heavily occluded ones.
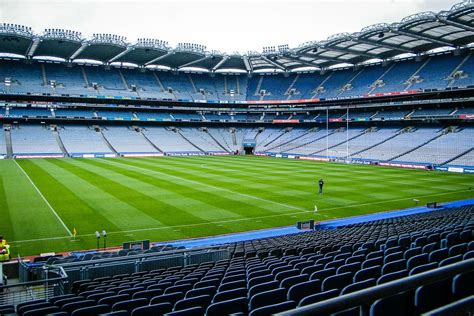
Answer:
[73,228,77,238]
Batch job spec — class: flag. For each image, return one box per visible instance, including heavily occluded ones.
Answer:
[73,228,77,238]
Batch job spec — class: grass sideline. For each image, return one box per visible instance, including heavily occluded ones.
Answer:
[0,155,472,257]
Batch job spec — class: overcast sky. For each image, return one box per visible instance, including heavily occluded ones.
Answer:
[0,0,461,53]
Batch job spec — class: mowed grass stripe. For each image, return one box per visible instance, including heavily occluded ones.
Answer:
[140,156,473,212]
[135,158,314,201]
[17,159,121,235]
[35,159,164,231]
[138,157,406,207]
[141,157,318,196]
[91,157,302,216]
[190,156,474,192]
[3,160,68,240]
[47,159,221,236]
[103,158,308,212]
[0,173,14,239]
[64,158,243,224]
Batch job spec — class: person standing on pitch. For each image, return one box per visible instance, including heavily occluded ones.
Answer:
[318,178,324,195]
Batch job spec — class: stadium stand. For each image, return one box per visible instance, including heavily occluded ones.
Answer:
[11,124,62,155]
[3,204,471,315]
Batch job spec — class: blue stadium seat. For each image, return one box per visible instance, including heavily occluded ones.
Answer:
[429,248,448,263]
[409,262,437,275]
[452,270,474,300]
[382,259,406,275]
[370,292,413,316]
[173,294,211,311]
[287,279,322,304]
[310,267,336,281]
[341,278,376,295]
[354,265,381,282]
[206,297,248,316]
[298,289,339,307]
[164,306,204,316]
[112,298,147,312]
[439,254,463,267]
[62,300,96,314]
[248,287,287,310]
[212,287,247,303]
[71,304,110,316]
[406,253,428,271]
[449,243,468,257]
[248,300,296,316]
[377,269,408,285]
[280,274,309,289]
[321,272,353,292]
[131,303,172,316]
[248,280,279,299]
[149,292,184,306]
[23,306,61,316]
[415,279,451,314]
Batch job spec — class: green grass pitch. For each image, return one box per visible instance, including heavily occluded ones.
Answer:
[0,155,473,257]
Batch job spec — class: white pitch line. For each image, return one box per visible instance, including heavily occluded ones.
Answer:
[100,158,307,212]
[10,188,473,244]
[14,159,73,237]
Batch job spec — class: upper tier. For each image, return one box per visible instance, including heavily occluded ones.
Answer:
[1,51,474,102]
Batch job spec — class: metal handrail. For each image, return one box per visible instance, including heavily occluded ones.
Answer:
[278,258,474,315]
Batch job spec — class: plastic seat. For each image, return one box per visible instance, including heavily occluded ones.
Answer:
[275,269,299,283]
[354,265,381,283]
[321,272,352,292]
[218,280,247,292]
[132,288,163,301]
[452,270,474,300]
[407,253,428,271]
[206,297,248,316]
[185,285,216,298]
[62,300,96,314]
[280,274,309,290]
[173,294,211,311]
[112,298,148,312]
[249,287,287,310]
[248,300,296,316]
[383,252,403,265]
[382,259,406,275]
[377,269,408,285]
[247,274,273,289]
[429,248,448,263]
[98,294,131,307]
[23,306,61,316]
[341,278,376,295]
[415,280,451,314]
[409,262,437,275]
[439,254,463,267]
[149,292,184,306]
[287,279,322,305]
[163,306,204,316]
[370,292,412,316]
[248,280,279,299]
[71,304,111,316]
[309,267,336,281]
[362,257,383,269]
[449,243,467,257]
[131,303,172,316]
[298,288,339,307]
[404,247,421,261]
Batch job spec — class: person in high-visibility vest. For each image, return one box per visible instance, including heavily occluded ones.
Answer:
[0,235,10,262]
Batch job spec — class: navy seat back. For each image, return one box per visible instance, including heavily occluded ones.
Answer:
[341,278,376,295]
[452,270,474,300]
[377,269,408,285]
[173,294,211,311]
[206,297,248,316]
[111,298,147,312]
[287,279,322,305]
[130,302,172,316]
[370,292,412,316]
[71,304,110,316]
[248,300,296,316]
[248,280,279,299]
[321,272,353,292]
[280,274,309,290]
[298,288,339,307]
[249,287,287,310]
[212,287,247,303]
[354,265,381,283]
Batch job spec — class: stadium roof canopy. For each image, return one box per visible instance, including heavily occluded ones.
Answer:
[1,1,474,73]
